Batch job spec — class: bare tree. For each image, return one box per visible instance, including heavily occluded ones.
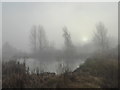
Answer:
[62,26,76,61]
[30,25,49,53]
[38,25,48,51]
[63,26,73,50]
[93,22,109,53]
[30,25,37,52]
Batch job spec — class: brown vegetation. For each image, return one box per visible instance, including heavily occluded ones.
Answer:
[2,54,118,88]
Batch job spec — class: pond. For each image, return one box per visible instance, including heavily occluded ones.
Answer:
[17,58,85,73]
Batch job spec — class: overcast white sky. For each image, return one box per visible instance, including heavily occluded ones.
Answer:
[2,2,118,52]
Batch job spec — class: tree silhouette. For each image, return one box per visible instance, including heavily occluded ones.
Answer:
[30,25,37,52]
[93,22,109,53]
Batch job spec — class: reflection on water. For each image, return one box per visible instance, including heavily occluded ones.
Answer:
[17,58,85,73]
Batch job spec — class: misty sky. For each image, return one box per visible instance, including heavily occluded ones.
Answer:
[2,2,118,52]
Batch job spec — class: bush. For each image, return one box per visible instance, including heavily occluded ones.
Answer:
[78,58,118,88]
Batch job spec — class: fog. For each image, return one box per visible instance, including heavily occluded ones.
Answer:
[2,2,118,73]
[2,2,118,52]
[1,2,118,88]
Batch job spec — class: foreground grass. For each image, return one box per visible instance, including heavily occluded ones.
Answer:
[2,56,118,88]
